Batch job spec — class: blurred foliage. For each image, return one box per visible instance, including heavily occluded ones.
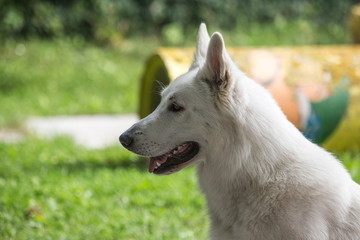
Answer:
[0,0,358,44]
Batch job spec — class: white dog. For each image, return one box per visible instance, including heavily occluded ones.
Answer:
[120,24,360,239]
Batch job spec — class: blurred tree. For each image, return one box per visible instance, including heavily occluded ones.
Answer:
[0,0,358,43]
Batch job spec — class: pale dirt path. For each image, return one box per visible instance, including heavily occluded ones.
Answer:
[0,114,138,149]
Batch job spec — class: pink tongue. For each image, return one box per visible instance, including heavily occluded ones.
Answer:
[149,154,169,173]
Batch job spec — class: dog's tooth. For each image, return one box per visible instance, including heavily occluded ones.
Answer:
[156,162,161,167]
[173,150,178,154]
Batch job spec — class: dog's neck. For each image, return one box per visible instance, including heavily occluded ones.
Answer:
[198,76,308,186]
[196,77,311,230]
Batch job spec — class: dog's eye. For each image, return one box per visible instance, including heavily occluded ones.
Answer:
[169,102,184,112]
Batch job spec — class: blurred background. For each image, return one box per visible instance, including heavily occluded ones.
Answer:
[1,0,359,126]
[1,0,360,239]
[1,0,359,45]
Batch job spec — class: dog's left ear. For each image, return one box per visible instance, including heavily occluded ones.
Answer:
[205,33,230,91]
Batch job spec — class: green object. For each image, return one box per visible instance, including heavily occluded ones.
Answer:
[139,54,170,119]
[311,83,349,143]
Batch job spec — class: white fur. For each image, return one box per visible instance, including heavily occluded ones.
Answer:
[121,24,360,239]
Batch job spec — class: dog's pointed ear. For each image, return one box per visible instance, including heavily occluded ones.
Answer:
[190,23,210,69]
[196,23,210,60]
[205,32,230,91]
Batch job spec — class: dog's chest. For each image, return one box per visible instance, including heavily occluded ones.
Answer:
[197,167,285,238]
[197,168,251,229]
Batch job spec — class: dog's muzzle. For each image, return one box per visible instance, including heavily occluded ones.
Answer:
[119,132,133,148]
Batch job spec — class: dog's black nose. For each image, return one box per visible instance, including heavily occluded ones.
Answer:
[119,133,133,148]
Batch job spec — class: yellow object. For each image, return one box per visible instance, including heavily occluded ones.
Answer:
[140,46,360,151]
[351,4,360,43]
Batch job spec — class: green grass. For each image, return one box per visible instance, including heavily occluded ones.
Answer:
[0,138,359,239]
[0,38,158,127]
[0,137,208,239]
[340,151,360,183]
[169,19,353,47]
[222,19,352,46]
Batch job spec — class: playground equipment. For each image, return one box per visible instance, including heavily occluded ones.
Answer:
[139,5,360,151]
[351,4,360,43]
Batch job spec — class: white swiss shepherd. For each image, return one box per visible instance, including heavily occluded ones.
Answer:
[120,24,360,239]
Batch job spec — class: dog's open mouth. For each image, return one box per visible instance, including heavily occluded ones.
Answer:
[149,141,200,174]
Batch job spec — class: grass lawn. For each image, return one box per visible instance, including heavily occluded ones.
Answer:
[0,137,359,240]
[0,137,209,239]
[0,38,158,127]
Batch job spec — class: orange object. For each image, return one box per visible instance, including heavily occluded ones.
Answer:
[140,46,360,151]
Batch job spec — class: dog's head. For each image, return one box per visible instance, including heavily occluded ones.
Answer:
[120,24,245,175]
